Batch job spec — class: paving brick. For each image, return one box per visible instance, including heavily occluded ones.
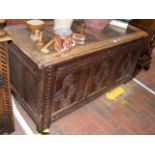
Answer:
[131,111,152,132]
[75,122,104,135]
[120,104,137,121]
[95,106,119,129]
[112,126,132,135]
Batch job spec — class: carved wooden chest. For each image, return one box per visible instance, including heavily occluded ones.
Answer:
[6,23,148,132]
[0,35,14,134]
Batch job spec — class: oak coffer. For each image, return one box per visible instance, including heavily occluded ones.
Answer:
[6,22,148,132]
[0,35,14,134]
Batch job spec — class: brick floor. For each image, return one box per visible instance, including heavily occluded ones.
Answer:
[48,79,155,135]
[9,49,155,135]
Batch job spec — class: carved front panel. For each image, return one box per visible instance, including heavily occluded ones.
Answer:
[113,47,141,83]
[52,68,89,113]
[87,57,115,97]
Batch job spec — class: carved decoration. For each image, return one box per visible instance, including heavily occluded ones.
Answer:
[114,52,131,79]
[56,42,138,76]
[92,62,110,90]
[121,53,132,75]
[54,74,77,109]
[41,66,54,129]
[0,41,14,134]
[0,42,12,112]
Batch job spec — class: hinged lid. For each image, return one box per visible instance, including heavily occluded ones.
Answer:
[5,22,148,69]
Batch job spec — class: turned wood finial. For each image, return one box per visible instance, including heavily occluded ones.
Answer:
[36,31,44,46]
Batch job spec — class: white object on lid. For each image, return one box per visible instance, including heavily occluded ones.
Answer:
[54,19,73,30]
[109,20,128,29]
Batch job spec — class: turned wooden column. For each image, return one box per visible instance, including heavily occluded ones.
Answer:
[130,19,155,73]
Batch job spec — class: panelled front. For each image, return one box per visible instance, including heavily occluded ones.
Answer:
[87,56,115,97]
[52,66,90,114]
[111,40,142,85]
[51,51,115,115]
[51,39,142,117]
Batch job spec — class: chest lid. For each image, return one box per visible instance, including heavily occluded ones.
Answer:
[5,21,147,69]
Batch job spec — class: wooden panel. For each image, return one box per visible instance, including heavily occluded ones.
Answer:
[87,57,115,97]
[23,67,39,114]
[9,42,39,113]
[52,67,89,114]
[9,49,24,98]
[113,42,141,84]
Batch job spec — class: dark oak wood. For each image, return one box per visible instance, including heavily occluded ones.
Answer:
[0,35,14,134]
[6,22,148,132]
[130,19,155,74]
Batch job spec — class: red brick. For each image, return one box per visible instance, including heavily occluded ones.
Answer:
[76,122,103,135]
[129,102,145,112]
[95,107,119,128]
[144,124,155,135]
[131,111,152,132]
[67,120,85,134]
[112,126,132,135]
[120,104,137,121]
[93,114,114,134]
[81,112,114,134]
[112,113,144,134]
[110,104,124,116]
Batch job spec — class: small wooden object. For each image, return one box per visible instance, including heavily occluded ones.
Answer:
[26,20,45,32]
[30,29,40,41]
[36,31,44,46]
[41,39,54,53]
[72,23,86,45]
